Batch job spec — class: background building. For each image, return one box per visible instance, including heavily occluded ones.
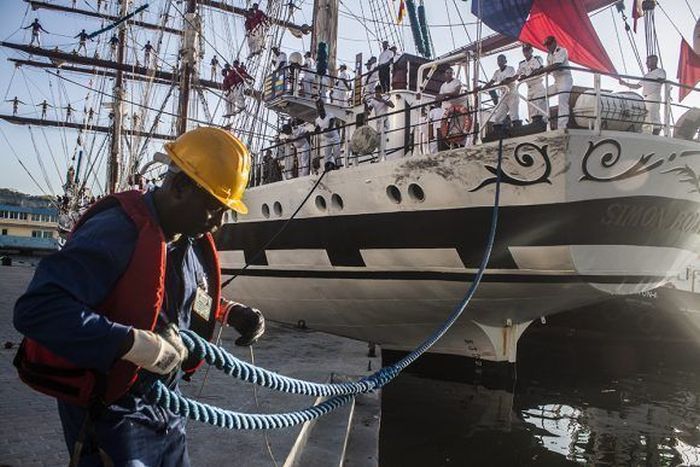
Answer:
[0,188,58,254]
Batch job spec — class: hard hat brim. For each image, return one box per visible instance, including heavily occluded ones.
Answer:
[165,143,249,215]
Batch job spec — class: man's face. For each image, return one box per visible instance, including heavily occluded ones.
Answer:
[523,47,532,60]
[546,40,556,53]
[382,41,389,50]
[444,69,453,80]
[176,176,228,238]
[498,56,506,69]
[647,56,657,70]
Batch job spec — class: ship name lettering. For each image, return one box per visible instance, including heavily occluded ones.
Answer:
[601,203,700,235]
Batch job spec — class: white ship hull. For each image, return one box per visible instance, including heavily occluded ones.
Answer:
[217,129,700,362]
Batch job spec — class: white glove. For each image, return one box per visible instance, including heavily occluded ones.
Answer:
[122,328,186,375]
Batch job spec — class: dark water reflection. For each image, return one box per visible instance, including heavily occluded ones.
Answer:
[379,313,700,466]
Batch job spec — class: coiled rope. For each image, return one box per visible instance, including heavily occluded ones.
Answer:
[148,138,505,429]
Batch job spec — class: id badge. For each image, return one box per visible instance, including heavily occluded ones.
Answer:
[193,286,213,321]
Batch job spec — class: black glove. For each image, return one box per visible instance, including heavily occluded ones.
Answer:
[224,301,266,346]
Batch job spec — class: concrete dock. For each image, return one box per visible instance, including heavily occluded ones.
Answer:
[0,265,379,466]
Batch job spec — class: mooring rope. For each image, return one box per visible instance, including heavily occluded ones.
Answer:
[147,138,505,429]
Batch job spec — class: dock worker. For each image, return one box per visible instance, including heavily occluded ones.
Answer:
[483,54,519,124]
[315,99,341,171]
[24,18,47,47]
[619,54,666,135]
[245,3,268,58]
[75,29,90,56]
[13,126,265,467]
[541,35,573,129]
[366,84,395,160]
[517,44,547,122]
[377,40,395,91]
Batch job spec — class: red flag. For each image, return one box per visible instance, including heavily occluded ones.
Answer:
[397,0,406,24]
[631,0,643,33]
[519,0,617,74]
[677,39,700,102]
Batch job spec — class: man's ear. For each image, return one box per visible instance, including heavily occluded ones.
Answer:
[171,172,192,201]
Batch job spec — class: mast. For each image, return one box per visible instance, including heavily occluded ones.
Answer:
[176,0,199,135]
[108,0,128,194]
[311,0,339,71]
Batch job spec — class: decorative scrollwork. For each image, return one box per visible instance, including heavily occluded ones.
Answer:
[661,165,700,194]
[579,139,664,182]
[469,142,552,192]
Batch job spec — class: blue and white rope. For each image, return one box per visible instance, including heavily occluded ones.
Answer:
[148,138,505,429]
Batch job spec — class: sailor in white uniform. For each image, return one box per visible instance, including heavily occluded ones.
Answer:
[485,54,519,124]
[332,64,352,105]
[366,84,395,160]
[300,51,316,97]
[291,120,311,176]
[619,54,666,134]
[542,35,573,129]
[517,44,547,122]
[315,99,341,170]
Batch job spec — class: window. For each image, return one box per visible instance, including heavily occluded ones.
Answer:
[31,214,41,221]
[19,212,28,220]
[1,229,6,235]
[42,231,53,239]
[31,230,41,238]
[9,211,18,220]
[0,211,6,218]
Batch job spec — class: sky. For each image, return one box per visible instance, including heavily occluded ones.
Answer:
[0,0,698,196]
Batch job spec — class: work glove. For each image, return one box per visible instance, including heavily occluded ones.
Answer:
[122,325,187,375]
[222,299,266,346]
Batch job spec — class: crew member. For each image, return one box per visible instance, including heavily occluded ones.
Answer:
[300,51,316,97]
[64,103,74,123]
[428,103,445,153]
[315,99,340,171]
[366,84,395,160]
[210,55,220,81]
[271,46,287,71]
[541,35,573,129]
[223,60,253,117]
[143,40,154,68]
[279,124,296,179]
[332,64,352,105]
[363,57,378,102]
[108,34,119,58]
[484,54,518,124]
[37,99,50,119]
[245,3,268,57]
[13,127,265,466]
[377,40,395,92]
[619,54,666,135]
[437,67,465,110]
[291,119,311,176]
[75,29,90,56]
[6,96,25,116]
[24,18,47,47]
[517,44,547,122]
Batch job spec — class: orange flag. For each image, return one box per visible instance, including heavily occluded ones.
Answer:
[677,39,700,102]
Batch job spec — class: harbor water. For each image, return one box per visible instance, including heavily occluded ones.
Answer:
[380,304,700,466]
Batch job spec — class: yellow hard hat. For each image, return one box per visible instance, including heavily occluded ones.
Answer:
[164,126,251,214]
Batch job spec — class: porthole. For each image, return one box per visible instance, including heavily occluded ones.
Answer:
[262,203,270,218]
[273,201,283,217]
[408,183,425,202]
[386,185,402,204]
[331,193,344,210]
[315,195,327,211]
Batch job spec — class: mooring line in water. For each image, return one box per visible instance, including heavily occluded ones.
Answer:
[152,138,504,429]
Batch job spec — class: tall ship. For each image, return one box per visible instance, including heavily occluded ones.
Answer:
[2,0,700,367]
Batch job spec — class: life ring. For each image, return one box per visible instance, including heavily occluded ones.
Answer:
[440,104,472,146]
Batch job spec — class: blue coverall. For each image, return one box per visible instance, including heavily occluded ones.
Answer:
[14,191,213,466]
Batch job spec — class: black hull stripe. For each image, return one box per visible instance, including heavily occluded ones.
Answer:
[216,196,700,269]
[220,268,665,284]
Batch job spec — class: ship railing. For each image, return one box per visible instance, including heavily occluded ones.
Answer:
[263,65,355,107]
[251,67,699,186]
